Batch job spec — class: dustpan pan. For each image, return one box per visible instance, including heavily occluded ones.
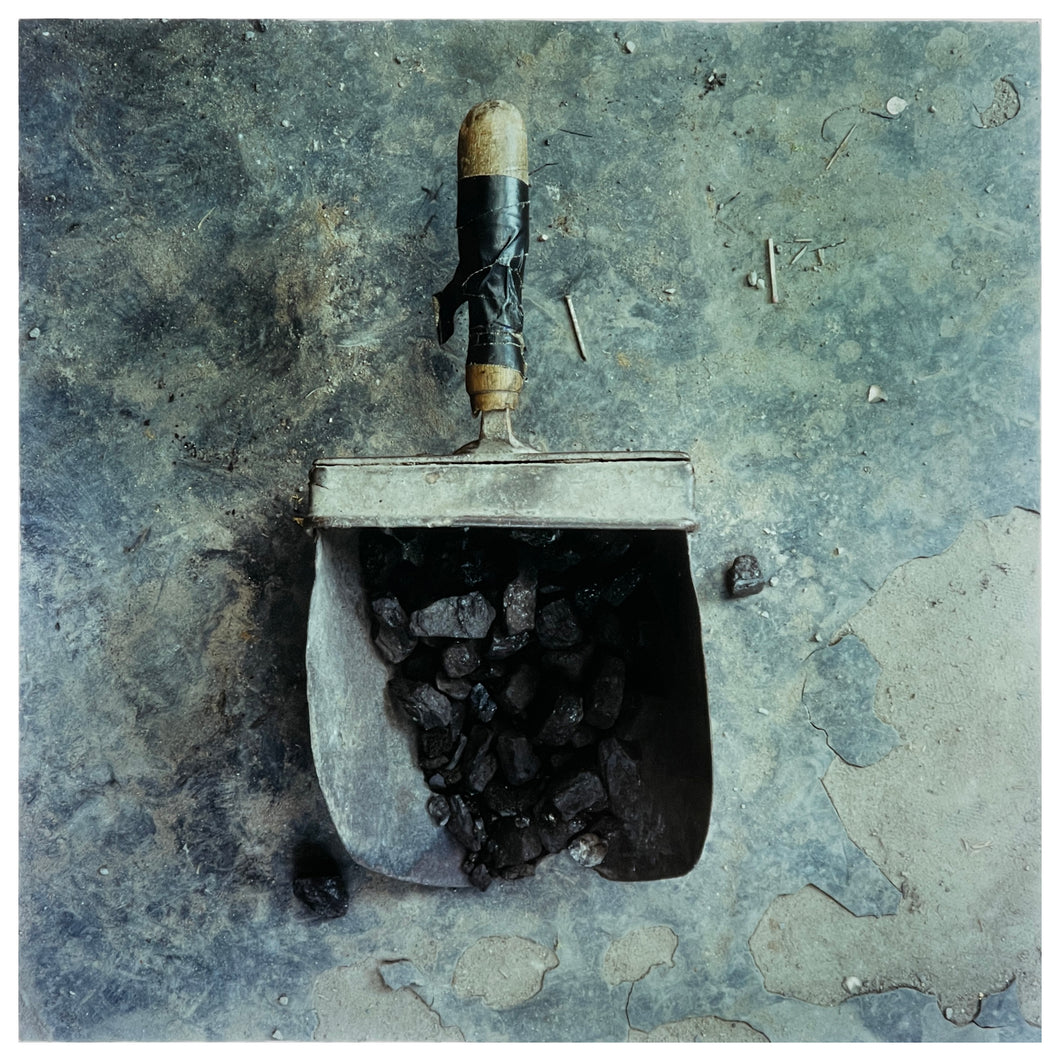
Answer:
[305,101,711,889]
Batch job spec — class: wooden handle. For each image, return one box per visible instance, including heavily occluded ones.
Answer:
[458,100,529,183]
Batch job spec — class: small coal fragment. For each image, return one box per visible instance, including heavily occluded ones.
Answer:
[489,818,544,868]
[727,554,766,598]
[500,663,538,716]
[409,591,496,638]
[537,692,584,746]
[537,810,589,853]
[436,672,473,700]
[418,728,458,770]
[371,596,417,662]
[603,566,643,606]
[585,655,625,729]
[464,730,498,793]
[426,793,450,825]
[503,569,537,634]
[388,678,460,730]
[482,779,539,817]
[446,794,485,853]
[442,641,480,678]
[292,842,348,919]
[496,732,541,785]
[541,645,594,684]
[537,598,583,648]
[568,832,608,868]
[486,628,531,659]
[548,769,608,821]
[467,861,492,891]
[469,682,500,723]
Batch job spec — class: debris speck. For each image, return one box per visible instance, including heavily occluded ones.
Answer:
[843,976,862,994]
[886,96,908,115]
[623,40,636,54]
[568,832,607,867]
[867,384,887,403]
[28,326,41,339]
[727,555,766,598]
[277,995,289,1006]
[746,270,758,287]
[98,866,110,876]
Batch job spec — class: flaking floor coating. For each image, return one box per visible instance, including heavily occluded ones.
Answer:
[18,19,1039,1041]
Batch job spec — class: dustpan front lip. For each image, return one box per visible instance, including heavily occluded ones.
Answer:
[306,452,698,532]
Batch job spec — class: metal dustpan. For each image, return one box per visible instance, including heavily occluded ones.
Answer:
[306,101,711,889]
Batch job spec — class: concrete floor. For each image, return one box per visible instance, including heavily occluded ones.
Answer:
[19,19,1040,1041]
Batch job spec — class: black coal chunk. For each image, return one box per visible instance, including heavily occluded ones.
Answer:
[598,735,643,813]
[489,818,544,869]
[536,598,583,648]
[727,554,766,598]
[388,678,460,731]
[537,691,584,746]
[469,682,500,723]
[541,645,594,684]
[584,655,625,729]
[486,628,531,659]
[502,569,537,634]
[436,672,473,700]
[292,842,348,920]
[495,732,541,786]
[548,769,608,821]
[410,591,496,638]
[371,595,417,663]
[442,641,480,678]
[500,663,537,717]
[426,793,450,825]
[446,794,485,853]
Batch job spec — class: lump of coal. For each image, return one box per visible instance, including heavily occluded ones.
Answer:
[469,682,499,723]
[410,591,496,638]
[500,663,537,716]
[292,842,349,920]
[536,598,583,648]
[442,641,479,678]
[541,646,594,684]
[568,832,607,868]
[503,569,537,634]
[489,818,544,869]
[727,554,766,598]
[371,595,417,663]
[426,793,450,825]
[495,732,541,786]
[585,655,625,728]
[548,769,608,821]
[436,672,473,700]
[388,678,460,731]
[446,794,485,853]
[537,692,584,746]
[486,628,531,659]
[599,735,643,812]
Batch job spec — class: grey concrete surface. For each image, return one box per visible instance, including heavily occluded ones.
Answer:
[19,19,1039,1041]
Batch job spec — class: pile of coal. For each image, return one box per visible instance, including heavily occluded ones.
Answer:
[359,526,658,889]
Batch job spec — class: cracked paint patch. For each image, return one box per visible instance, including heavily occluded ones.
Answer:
[312,959,464,1041]
[629,1014,770,1042]
[451,936,558,1010]
[602,925,678,986]
[749,511,1040,1030]
[801,635,899,766]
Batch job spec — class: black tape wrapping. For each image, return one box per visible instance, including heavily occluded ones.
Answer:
[434,174,529,377]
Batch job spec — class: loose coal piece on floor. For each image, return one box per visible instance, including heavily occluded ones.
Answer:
[488,818,544,870]
[292,841,349,920]
[409,591,496,638]
[727,554,766,598]
[547,769,609,822]
[584,654,625,728]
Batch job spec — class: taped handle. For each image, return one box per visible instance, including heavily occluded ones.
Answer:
[433,101,529,414]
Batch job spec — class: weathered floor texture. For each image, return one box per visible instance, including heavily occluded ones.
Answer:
[19,19,1039,1042]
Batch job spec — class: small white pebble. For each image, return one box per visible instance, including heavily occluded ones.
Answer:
[768,576,778,586]
[757,708,770,715]
[756,278,766,290]
[272,1029,283,1040]
[281,119,291,128]
[663,286,676,295]
[746,270,758,287]
[624,40,636,54]
[944,1008,954,1020]
[537,233,549,241]
[277,995,289,1006]
[99,867,110,876]
[885,96,907,116]
[843,976,862,994]
[867,384,887,403]
[28,327,41,339]
[928,105,937,114]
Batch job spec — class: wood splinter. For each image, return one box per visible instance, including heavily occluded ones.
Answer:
[766,237,779,305]
[563,294,588,360]
[825,122,857,171]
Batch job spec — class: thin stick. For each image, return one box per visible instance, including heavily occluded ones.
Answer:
[789,244,808,266]
[826,122,857,171]
[563,294,588,360]
[766,238,779,305]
